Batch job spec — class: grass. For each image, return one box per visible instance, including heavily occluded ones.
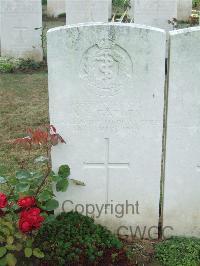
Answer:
[0,13,64,181]
[0,72,49,180]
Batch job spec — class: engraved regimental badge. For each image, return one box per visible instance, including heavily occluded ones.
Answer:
[80,38,133,97]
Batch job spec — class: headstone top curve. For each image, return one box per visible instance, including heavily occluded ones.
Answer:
[169,26,200,36]
[47,22,166,36]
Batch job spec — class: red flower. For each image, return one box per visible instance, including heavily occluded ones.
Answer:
[19,208,45,233]
[19,220,32,233]
[0,193,7,208]
[17,196,36,208]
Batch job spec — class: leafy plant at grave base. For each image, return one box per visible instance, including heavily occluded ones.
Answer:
[0,58,14,73]
[34,211,134,265]
[16,58,41,71]
[155,237,200,266]
[0,125,77,265]
[0,57,42,73]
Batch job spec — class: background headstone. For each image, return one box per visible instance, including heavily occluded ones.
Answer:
[134,0,177,31]
[177,0,192,21]
[108,0,112,20]
[1,0,42,61]
[48,23,166,237]
[164,27,200,237]
[47,0,65,18]
[65,0,109,24]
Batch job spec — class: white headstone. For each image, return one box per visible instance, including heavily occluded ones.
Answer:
[108,0,112,20]
[134,0,177,31]
[47,0,65,18]
[65,0,109,24]
[164,27,200,237]
[1,0,42,61]
[177,0,192,21]
[48,23,166,237]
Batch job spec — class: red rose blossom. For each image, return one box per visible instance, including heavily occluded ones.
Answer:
[0,193,7,208]
[17,196,36,208]
[19,207,45,233]
[19,220,32,233]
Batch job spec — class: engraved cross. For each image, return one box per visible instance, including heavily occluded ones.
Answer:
[83,138,130,202]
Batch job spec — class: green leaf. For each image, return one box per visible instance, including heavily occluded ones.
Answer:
[14,232,22,239]
[33,248,44,258]
[0,177,7,184]
[43,214,56,224]
[6,236,14,245]
[31,172,44,179]
[52,174,61,182]
[15,244,22,252]
[34,156,49,164]
[26,239,33,248]
[16,170,31,180]
[1,222,13,232]
[5,253,17,266]
[7,178,17,186]
[56,178,69,192]
[24,248,32,258]
[0,226,10,236]
[15,183,30,193]
[0,247,7,258]
[38,190,52,202]
[71,179,86,186]
[0,257,7,266]
[58,165,70,178]
[0,236,5,242]
[5,245,17,251]
[44,199,59,211]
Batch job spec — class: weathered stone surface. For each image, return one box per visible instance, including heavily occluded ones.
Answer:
[177,0,192,21]
[48,23,166,237]
[65,0,109,24]
[134,0,177,31]
[164,27,200,237]
[47,0,65,18]
[1,0,42,61]
[108,0,112,19]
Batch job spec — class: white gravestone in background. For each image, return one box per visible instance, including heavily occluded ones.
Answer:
[164,27,200,237]
[47,0,65,18]
[108,0,112,20]
[66,0,109,24]
[48,23,166,237]
[1,0,42,61]
[177,0,192,21]
[134,0,177,31]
